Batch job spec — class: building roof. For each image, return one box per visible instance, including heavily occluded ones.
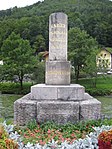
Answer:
[102,47,112,54]
[43,51,49,57]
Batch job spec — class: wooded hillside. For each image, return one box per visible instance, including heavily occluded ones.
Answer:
[0,0,112,51]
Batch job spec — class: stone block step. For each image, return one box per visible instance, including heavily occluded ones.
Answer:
[31,84,85,101]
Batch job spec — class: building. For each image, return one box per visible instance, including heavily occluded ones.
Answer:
[0,60,3,65]
[97,48,112,70]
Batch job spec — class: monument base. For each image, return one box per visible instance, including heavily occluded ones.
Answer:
[14,84,101,126]
[45,61,71,85]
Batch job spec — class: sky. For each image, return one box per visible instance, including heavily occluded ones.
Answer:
[0,0,43,10]
[0,0,112,11]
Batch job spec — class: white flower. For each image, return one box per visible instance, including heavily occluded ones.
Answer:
[25,142,34,149]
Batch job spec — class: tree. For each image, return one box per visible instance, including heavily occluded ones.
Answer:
[1,32,36,89]
[68,27,98,82]
[84,50,99,88]
[33,34,46,55]
[31,61,45,84]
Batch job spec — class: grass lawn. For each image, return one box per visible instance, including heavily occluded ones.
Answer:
[77,76,112,96]
[0,94,22,120]
[78,76,112,89]
[97,96,112,118]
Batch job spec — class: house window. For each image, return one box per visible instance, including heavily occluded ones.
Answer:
[99,59,101,63]
[104,54,106,57]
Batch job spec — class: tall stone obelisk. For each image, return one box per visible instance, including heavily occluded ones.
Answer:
[46,12,70,85]
[49,12,67,61]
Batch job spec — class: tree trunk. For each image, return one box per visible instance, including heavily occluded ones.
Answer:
[92,73,97,88]
[19,70,23,90]
[20,79,23,90]
[75,65,80,83]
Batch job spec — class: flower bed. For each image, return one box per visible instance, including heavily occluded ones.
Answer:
[98,129,112,149]
[1,121,112,149]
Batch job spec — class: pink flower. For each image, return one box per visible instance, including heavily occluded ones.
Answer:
[61,137,65,142]
[47,129,51,134]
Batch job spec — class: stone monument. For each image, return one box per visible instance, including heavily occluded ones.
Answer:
[46,12,70,85]
[14,12,101,126]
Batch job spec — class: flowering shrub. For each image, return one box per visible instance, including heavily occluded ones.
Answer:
[0,123,18,149]
[98,129,112,149]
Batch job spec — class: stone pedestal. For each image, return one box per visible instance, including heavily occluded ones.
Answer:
[14,84,101,126]
[45,61,70,85]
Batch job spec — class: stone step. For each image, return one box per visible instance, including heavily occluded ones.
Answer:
[31,84,85,101]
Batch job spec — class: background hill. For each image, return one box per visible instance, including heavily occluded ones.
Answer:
[0,0,112,51]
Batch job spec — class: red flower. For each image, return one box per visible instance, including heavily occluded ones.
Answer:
[98,129,112,149]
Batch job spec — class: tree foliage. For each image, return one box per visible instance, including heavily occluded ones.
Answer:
[1,32,36,89]
[33,35,46,55]
[68,27,98,82]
